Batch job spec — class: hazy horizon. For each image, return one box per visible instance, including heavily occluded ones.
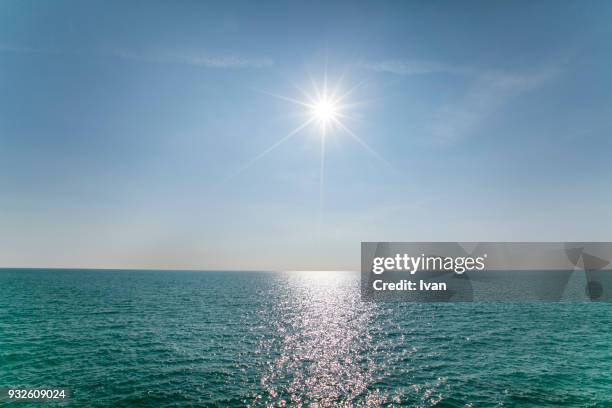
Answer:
[2,1,612,271]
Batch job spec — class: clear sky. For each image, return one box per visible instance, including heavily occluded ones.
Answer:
[1,1,611,271]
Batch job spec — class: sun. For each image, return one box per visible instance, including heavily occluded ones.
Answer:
[311,98,339,130]
[229,72,389,188]
[294,77,350,137]
[227,71,391,222]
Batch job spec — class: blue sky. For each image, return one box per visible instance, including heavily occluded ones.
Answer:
[1,1,611,270]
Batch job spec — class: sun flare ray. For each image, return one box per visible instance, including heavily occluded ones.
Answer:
[225,117,316,181]
[230,73,392,215]
[251,88,314,109]
[331,117,393,169]
[318,126,326,226]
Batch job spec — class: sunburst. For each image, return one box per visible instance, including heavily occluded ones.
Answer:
[227,71,389,221]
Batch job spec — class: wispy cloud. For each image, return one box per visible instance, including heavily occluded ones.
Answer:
[110,49,274,69]
[360,59,473,76]
[0,44,62,55]
[428,68,557,145]
[0,43,273,69]
[361,57,561,144]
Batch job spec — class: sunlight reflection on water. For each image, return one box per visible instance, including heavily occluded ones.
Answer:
[253,271,388,407]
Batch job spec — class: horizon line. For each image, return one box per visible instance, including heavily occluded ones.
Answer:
[0,267,358,273]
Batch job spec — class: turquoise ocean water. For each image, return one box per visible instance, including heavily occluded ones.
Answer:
[0,269,610,407]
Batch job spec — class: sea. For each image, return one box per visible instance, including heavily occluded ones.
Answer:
[0,269,610,407]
